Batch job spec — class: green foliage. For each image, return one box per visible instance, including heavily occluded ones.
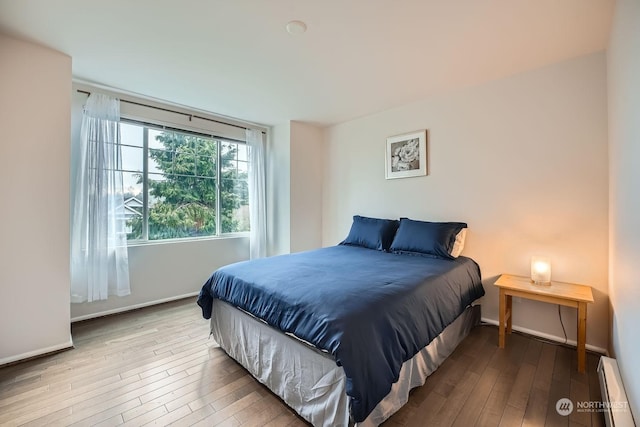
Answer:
[127,132,248,240]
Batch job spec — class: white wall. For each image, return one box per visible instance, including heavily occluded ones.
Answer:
[70,237,249,320]
[290,121,324,253]
[267,123,292,256]
[607,0,640,418]
[69,90,250,320]
[0,35,72,364]
[323,52,609,351]
[267,121,324,256]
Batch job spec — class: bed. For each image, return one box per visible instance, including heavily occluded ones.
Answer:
[197,217,485,426]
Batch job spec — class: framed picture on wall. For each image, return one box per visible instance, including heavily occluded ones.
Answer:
[385,130,427,179]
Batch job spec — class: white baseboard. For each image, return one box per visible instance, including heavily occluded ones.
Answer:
[0,336,74,367]
[71,292,200,323]
[481,317,608,355]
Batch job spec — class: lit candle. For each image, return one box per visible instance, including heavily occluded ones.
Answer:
[531,256,551,284]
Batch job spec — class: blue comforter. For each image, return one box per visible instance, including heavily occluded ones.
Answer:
[197,245,484,422]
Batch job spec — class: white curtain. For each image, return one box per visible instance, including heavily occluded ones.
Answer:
[247,128,267,259]
[70,93,130,303]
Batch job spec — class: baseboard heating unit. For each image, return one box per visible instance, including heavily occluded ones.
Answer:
[597,356,636,427]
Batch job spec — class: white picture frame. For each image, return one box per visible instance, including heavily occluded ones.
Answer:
[385,130,427,179]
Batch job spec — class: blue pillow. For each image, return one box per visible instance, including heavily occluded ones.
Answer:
[390,218,467,259]
[341,215,399,251]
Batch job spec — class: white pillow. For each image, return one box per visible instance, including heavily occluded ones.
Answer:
[450,228,467,258]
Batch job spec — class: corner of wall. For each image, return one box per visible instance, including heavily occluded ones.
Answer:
[607,0,640,418]
[0,34,72,363]
[289,121,325,253]
[267,123,291,256]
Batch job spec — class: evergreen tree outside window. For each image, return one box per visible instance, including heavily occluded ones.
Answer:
[120,121,249,242]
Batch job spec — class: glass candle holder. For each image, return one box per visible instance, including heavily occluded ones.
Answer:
[531,256,551,285]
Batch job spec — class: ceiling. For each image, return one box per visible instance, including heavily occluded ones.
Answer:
[0,0,614,127]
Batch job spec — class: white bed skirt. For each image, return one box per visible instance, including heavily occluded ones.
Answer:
[209,300,481,427]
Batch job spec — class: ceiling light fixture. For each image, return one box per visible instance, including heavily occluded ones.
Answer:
[286,20,307,35]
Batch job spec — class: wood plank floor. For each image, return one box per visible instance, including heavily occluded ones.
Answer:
[0,298,605,427]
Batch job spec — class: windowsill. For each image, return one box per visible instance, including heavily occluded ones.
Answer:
[126,232,249,247]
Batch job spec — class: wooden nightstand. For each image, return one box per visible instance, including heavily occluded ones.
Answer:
[493,274,594,373]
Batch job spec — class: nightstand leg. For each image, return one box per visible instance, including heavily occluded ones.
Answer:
[577,302,587,373]
[499,289,506,348]
[506,295,513,334]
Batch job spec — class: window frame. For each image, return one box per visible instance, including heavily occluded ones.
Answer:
[120,118,250,245]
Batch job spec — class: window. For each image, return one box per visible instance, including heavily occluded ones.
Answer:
[120,121,249,242]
